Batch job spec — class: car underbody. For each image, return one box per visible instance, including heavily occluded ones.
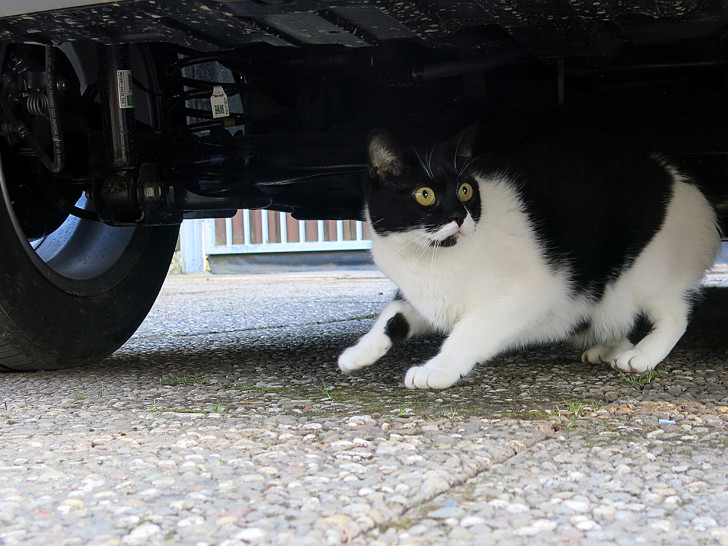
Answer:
[2,0,728,224]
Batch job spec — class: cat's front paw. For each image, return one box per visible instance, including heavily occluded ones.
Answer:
[582,340,634,366]
[611,349,657,374]
[581,346,612,365]
[404,365,459,389]
[338,335,391,373]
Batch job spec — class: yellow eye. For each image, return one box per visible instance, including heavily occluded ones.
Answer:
[414,187,436,206]
[458,182,474,202]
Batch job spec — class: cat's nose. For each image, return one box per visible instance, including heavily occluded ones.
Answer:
[450,212,466,226]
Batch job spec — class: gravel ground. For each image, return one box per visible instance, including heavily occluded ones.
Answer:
[0,270,727,545]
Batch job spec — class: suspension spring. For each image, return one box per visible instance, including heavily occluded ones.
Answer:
[26,91,49,117]
[164,49,249,130]
[0,46,65,173]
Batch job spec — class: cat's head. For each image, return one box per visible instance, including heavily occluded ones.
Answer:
[365,126,481,249]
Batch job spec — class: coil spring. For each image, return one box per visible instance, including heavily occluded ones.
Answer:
[165,50,248,119]
[26,91,49,117]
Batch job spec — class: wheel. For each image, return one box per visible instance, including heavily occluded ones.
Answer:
[0,43,179,371]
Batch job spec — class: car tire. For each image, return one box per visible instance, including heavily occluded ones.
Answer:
[0,173,179,371]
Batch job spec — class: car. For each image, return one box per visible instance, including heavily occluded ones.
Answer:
[0,0,726,371]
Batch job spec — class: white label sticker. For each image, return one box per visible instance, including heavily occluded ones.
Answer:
[116,69,134,109]
[210,85,230,119]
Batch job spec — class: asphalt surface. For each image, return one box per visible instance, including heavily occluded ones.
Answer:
[1,269,727,545]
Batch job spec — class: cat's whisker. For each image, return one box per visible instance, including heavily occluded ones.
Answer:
[453,132,466,168]
[469,233,495,277]
[413,148,430,179]
[458,154,483,180]
[426,147,435,180]
[388,232,432,256]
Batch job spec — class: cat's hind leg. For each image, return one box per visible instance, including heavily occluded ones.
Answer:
[581,338,634,365]
[611,297,690,373]
[338,296,432,373]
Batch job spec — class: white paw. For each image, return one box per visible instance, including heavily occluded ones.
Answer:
[404,365,459,389]
[338,336,391,373]
[581,346,613,365]
[582,340,634,366]
[611,349,657,374]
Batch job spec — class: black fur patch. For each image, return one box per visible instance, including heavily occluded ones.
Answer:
[432,235,458,248]
[385,313,410,342]
[569,317,592,337]
[628,313,655,345]
[479,132,673,300]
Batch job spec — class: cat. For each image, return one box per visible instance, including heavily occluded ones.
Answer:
[338,127,721,389]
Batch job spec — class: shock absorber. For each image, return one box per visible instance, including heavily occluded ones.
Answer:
[97,43,136,171]
[94,43,149,224]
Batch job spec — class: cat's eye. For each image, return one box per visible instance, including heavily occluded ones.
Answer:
[458,183,474,202]
[414,187,436,206]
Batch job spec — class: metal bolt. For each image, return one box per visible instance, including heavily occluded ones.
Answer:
[143,185,162,199]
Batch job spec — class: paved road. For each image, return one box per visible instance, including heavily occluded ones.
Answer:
[1,270,727,545]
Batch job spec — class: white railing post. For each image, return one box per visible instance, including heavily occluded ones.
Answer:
[243,209,251,245]
[203,218,217,249]
[279,212,288,244]
[336,220,344,242]
[179,219,205,273]
[261,210,269,244]
[225,217,233,248]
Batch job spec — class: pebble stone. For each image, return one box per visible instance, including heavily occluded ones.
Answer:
[0,270,727,544]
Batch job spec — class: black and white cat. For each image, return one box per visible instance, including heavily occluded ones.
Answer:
[338,127,721,389]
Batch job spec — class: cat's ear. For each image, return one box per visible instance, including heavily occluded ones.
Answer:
[448,124,479,159]
[368,129,405,181]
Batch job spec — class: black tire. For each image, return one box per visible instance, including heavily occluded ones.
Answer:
[0,193,178,371]
[0,43,179,371]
